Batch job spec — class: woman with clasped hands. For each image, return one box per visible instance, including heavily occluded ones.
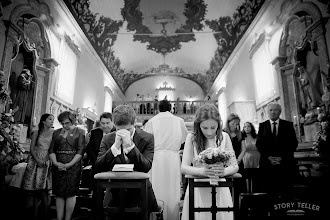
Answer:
[181,103,238,220]
[49,111,85,220]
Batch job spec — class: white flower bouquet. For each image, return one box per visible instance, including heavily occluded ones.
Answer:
[193,147,235,185]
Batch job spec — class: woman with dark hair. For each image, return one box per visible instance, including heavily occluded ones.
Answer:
[22,113,54,219]
[49,111,85,220]
[237,122,260,169]
[181,103,238,220]
[237,122,260,193]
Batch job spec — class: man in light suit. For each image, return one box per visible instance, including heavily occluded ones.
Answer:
[95,105,158,219]
[256,102,298,199]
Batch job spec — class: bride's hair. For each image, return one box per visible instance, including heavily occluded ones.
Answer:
[193,103,223,154]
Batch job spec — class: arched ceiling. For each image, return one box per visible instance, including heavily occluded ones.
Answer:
[64,0,265,94]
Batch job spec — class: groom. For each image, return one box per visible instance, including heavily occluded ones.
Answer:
[95,105,158,219]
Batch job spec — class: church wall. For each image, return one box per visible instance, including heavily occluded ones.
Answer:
[217,0,286,124]
[71,48,105,114]
[43,0,123,118]
[225,49,256,105]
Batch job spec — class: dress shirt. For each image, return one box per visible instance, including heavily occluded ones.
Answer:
[269,119,279,136]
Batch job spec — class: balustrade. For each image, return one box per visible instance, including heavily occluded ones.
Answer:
[113,100,216,115]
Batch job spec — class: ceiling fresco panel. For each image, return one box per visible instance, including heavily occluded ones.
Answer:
[64,0,265,94]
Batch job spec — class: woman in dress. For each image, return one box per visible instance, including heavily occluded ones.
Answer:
[181,103,238,220]
[224,113,244,207]
[49,111,85,220]
[224,113,242,170]
[237,122,260,193]
[237,122,260,168]
[22,113,54,220]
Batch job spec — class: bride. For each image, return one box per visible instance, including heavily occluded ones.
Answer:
[181,103,239,220]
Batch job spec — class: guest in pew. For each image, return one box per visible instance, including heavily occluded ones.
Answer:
[224,113,243,172]
[95,105,158,219]
[224,113,245,209]
[49,111,85,220]
[181,103,238,220]
[85,112,115,216]
[237,122,260,192]
[22,113,54,220]
[256,102,298,200]
[238,122,260,168]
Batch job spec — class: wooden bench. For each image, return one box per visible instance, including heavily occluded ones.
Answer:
[94,171,150,220]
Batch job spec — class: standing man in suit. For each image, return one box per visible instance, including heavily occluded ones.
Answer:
[95,105,158,219]
[256,102,298,200]
[86,112,115,216]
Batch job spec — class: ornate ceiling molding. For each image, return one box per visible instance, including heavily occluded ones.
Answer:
[64,0,265,94]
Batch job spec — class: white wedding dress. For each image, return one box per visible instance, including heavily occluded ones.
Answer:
[181,132,236,220]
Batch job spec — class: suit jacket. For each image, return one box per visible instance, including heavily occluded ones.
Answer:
[86,127,116,166]
[49,127,85,156]
[86,128,103,167]
[95,127,158,213]
[256,119,298,171]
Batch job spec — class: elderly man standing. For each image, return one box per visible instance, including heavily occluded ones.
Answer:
[256,102,298,200]
[145,99,188,220]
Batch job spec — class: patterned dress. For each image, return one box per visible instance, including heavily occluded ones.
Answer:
[49,127,85,197]
[22,130,53,191]
[242,139,260,168]
[181,132,237,220]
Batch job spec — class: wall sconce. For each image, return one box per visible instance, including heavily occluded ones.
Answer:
[216,87,226,95]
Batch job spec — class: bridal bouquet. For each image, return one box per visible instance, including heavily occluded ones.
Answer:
[193,147,235,185]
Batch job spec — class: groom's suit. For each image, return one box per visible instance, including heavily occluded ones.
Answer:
[95,127,158,216]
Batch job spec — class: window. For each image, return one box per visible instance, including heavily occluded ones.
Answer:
[54,35,79,104]
[104,87,113,112]
[251,34,276,105]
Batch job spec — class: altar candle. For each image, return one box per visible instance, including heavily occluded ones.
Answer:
[317,107,320,115]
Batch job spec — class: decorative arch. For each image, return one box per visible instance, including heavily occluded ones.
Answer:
[9,0,53,25]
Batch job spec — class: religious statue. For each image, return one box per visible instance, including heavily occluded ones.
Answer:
[11,68,34,123]
[297,65,323,110]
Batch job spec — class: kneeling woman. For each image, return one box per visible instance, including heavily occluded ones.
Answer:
[181,104,239,220]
